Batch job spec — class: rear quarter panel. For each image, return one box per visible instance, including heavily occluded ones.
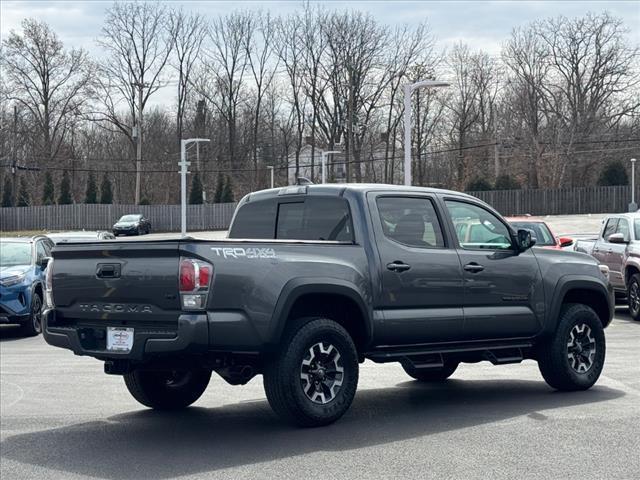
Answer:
[182,241,372,350]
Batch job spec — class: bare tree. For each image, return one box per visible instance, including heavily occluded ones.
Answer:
[200,12,250,169]
[245,11,279,187]
[503,25,551,188]
[2,19,93,164]
[276,14,307,181]
[534,12,640,185]
[170,8,206,146]
[95,1,174,203]
[446,43,480,189]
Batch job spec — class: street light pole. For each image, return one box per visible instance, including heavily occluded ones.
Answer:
[180,138,210,237]
[321,150,341,184]
[403,80,450,186]
[267,165,274,188]
[630,158,637,212]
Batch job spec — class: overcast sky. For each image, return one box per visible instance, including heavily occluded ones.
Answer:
[2,0,638,108]
[2,0,639,56]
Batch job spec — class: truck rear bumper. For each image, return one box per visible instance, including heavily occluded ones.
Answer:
[42,309,209,361]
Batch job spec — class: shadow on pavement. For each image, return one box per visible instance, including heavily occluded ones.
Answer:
[613,308,640,325]
[1,379,623,479]
[0,325,28,342]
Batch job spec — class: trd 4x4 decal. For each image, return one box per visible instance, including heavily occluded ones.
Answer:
[210,247,276,259]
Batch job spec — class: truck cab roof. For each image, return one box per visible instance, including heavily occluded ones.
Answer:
[242,183,477,203]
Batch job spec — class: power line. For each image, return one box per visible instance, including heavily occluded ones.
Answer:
[3,145,638,175]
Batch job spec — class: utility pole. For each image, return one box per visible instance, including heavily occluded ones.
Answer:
[180,138,210,237]
[346,68,353,183]
[630,158,637,212]
[267,165,274,188]
[132,81,147,205]
[492,104,500,179]
[403,80,450,186]
[321,151,341,184]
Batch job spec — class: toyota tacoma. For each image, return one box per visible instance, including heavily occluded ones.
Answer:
[42,184,614,427]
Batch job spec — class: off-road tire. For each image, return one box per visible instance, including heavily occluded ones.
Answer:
[20,292,42,337]
[124,368,211,410]
[263,318,359,427]
[402,361,459,382]
[538,303,605,391]
[627,273,640,321]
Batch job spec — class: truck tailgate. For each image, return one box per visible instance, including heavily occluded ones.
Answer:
[51,241,181,326]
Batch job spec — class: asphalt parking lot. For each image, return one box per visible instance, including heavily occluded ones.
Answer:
[1,310,638,480]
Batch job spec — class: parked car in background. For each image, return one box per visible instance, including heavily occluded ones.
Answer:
[573,212,640,321]
[112,214,151,236]
[48,231,115,243]
[506,217,574,250]
[0,236,53,335]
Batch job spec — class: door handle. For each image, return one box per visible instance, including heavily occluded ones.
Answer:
[607,248,613,253]
[387,261,411,272]
[464,262,485,273]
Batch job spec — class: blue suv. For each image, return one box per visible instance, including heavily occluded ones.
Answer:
[0,236,54,336]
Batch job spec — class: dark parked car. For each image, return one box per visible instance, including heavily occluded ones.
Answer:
[48,231,115,243]
[1,235,53,335]
[43,184,613,427]
[112,214,151,236]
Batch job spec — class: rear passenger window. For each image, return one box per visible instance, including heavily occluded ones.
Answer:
[376,197,445,248]
[276,198,353,241]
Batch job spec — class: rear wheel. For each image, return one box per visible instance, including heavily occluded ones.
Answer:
[627,273,640,321]
[263,318,359,427]
[538,303,605,391]
[20,292,42,337]
[402,361,459,382]
[124,368,211,409]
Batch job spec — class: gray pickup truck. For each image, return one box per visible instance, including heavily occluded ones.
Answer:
[574,212,640,321]
[43,184,613,427]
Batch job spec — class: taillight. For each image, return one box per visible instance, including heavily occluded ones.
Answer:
[179,258,213,310]
[44,258,54,308]
[179,261,196,291]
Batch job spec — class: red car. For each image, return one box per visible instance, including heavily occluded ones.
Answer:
[506,217,574,250]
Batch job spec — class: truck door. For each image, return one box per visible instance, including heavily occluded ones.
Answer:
[442,198,544,340]
[609,217,628,289]
[368,193,465,345]
[594,217,618,278]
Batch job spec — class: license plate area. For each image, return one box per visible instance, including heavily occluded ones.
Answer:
[107,327,134,352]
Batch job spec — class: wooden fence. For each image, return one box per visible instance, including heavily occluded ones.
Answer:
[467,185,638,216]
[1,186,638,232]
[0,203,237,232]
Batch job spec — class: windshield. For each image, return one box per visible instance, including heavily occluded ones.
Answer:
[0,242,32,267]
[118,215,141,222]
[510,221,555,246]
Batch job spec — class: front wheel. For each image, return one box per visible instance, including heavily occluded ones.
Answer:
[537,303,605,391]
[20,292,42,336]
[124,368,211,410]
[263,318,359,427]
[402,361,459,382]
[627,273,640,321]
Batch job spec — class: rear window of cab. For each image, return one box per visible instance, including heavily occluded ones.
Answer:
[229,197,354,242]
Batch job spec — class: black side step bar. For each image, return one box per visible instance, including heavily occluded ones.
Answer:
[366,341,532,367]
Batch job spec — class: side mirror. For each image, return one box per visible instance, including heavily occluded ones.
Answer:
[38,256,51,269]
[559,236,574,248]
[517,229,536,251]
[608,233,628,244]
